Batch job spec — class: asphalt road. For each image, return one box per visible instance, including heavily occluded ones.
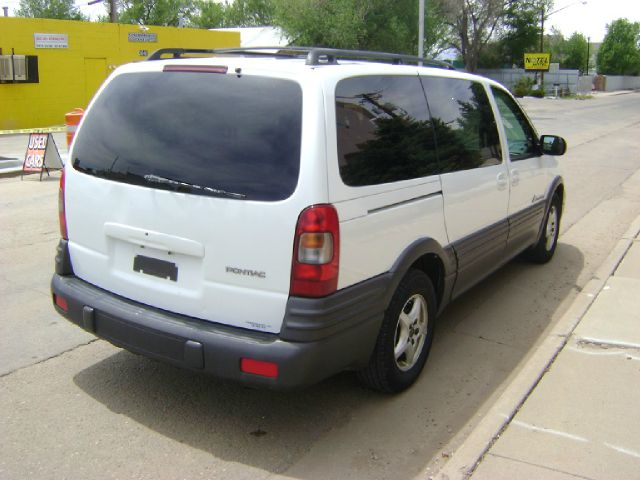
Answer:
[1,92,640,480]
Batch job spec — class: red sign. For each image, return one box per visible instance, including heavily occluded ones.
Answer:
[23,133,49,172]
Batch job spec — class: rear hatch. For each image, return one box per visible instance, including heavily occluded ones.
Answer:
[65,64,304,334]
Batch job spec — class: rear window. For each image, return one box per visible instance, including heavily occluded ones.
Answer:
[72,71,302,201]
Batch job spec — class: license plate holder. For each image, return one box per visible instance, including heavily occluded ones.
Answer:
[133,255,178,282]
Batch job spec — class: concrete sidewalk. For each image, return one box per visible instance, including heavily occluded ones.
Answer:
[435,216,640,479]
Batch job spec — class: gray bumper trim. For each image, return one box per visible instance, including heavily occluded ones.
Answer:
[51,274,387,389]
[280,274,391,342]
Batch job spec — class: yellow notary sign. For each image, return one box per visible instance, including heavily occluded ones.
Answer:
[524,53,551,71]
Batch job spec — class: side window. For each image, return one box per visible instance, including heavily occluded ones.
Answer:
[491,87,539,161]
[421,77,502,173]
[335,75,438,187]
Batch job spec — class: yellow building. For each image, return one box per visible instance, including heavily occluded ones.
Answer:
[0,17,239,130]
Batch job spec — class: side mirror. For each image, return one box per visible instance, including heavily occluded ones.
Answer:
[540,135,567,156]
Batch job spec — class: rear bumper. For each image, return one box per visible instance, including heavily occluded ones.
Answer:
[51,271,389,390]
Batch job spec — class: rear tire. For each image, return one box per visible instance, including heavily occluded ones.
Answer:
[358,269,436,393]
[525,194,561,264]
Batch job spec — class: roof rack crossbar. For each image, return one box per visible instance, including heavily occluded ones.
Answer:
[304,48,421,66]
[146,46,454,70]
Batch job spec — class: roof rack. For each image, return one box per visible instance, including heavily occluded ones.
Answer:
[147,46,454,69]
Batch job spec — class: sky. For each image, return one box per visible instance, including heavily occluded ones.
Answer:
[1,0,640,43]
[543,0,640,42]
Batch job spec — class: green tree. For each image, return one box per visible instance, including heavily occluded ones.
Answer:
[440,0,561,71]
[546,26,566,65]
[189,0,275,30]
[422,1,450,56]
[500,0,553,67]
[224,0,275,27]
[118,0,193,27]
[564,32,588,72]
[16,0,87,20]
[189,0,226,29]
[597,18,640,75]
[478,1,553,70]
[437,0,507,72]
[271,0,448,56]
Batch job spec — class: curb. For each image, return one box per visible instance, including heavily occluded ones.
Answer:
[430,215,640,480]
[0,167,23,176]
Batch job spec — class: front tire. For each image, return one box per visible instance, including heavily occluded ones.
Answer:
[525,193,561,263]
[358,269,436,393]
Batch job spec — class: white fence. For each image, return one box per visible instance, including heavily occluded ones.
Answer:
[478,69,640,94]
[578,76,593,93]
[599,75,640,91]
[478,68,580,94]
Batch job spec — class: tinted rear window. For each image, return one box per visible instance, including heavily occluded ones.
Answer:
[72,71,302,201]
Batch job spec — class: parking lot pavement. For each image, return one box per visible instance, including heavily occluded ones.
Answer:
[0,171,95,376]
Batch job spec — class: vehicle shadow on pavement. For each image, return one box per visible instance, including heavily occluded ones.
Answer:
[72,242,583,479]
[73,352,375,473]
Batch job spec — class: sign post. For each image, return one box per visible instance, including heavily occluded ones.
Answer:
[21,133,64,181]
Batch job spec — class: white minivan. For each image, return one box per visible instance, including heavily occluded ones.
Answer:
[52,48,566,392]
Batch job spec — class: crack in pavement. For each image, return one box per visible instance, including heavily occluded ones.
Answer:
[487,452,599,480]
[0,338,99,379]
[575,337,640,352]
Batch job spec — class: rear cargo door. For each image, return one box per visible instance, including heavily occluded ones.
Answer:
[65,68,304,334]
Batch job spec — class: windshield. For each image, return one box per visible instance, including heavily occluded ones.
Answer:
[72,71,302,201]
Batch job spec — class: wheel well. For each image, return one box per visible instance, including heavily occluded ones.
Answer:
[554,184,565,214]
[410,254,445,309]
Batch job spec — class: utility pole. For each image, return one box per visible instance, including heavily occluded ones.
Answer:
[586,37,590,75]
[418,0,425,65]
[109,0,118,23]
[540,5,545,92]
[540,2,588,90]
[88,0,116,22]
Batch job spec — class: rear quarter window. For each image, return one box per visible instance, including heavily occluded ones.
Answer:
[72,71,302,202]
[335,75,439,187]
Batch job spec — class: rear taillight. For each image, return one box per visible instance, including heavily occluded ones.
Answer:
[290,205,340,298]
[58,169,68,240]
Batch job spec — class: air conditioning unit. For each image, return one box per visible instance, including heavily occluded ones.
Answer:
[0,55,28,81]
[0,55,12,81]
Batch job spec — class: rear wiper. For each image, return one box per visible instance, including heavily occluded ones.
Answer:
[143,174,246,199]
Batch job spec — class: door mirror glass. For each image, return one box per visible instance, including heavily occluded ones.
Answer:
[540,135,567,156]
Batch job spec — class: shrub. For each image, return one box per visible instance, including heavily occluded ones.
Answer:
[513,76,535,97]
[531,87,545,98]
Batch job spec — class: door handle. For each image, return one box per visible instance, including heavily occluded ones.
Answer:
[496,172,508,190]
[511,170,520,187]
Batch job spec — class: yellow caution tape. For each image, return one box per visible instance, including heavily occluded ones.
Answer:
[0,126,66,135]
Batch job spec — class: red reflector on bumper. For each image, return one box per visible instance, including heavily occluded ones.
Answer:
[54,294,68,312]
[240,358,278,378]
